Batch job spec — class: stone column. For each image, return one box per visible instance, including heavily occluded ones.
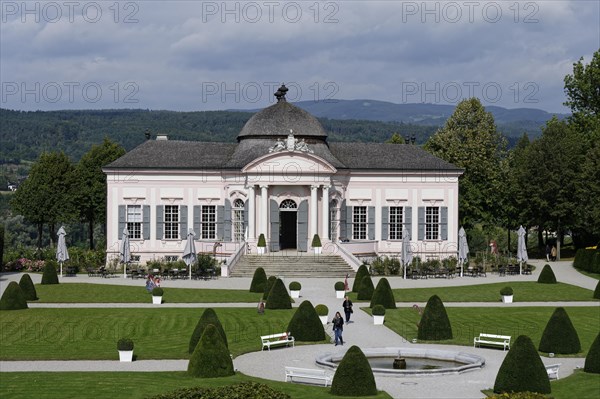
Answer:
[321,185,330,240]
[260,185,269,237]
[310,185,319,239]
[247,185,255,240]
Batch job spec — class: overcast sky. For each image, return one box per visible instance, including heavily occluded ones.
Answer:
[1,0,598,113]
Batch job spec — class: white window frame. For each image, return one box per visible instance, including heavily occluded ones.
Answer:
[126,205,142,240]
[330,199,339,242]
[353,206,367,240]
[425,206,440,240]
[389,206,403,240]
[164,205,179,240]
[233,199,245,242]
[201,205,216,240]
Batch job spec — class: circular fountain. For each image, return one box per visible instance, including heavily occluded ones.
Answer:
[316,347,485,377]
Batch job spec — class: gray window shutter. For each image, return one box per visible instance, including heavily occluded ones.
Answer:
[243,200,248,239]
[223,200,231,242]
[179,205,188,239]
[118,205,126,234]
[381,206,389,240]
[346,205,353,240]
[217,205,225,240]
[418,207,425,240]
[368,206,375,240]
[193,206,201,236]
[440,206,448,240]
[143,205,150,240]
[156,205,164,240]
[269,199,280,251]
[339,200,347,240]
[404,206,412,239]
[297,200,308,251]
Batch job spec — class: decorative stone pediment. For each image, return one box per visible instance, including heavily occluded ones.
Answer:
[268,130,314,154]
[242,151,336,184]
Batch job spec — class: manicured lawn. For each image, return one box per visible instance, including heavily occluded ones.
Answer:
[0,308,312,360]
[482,370,600,398]
[0,372,392,399]
[348,282,597,303]
[369,306,600,356]
[33,283,262,303]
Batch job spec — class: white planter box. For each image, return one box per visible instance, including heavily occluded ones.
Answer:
[336,290,345,299]
[319,315,328,325]
[502,295,513,303]
[290,290,300,298]
[257,247,265,255]
[373,315,385,325]
[118,350,133,362]
[152,296,162,305]
[313,247,322,254]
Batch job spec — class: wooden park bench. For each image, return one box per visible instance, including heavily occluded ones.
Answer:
[261,332,294,351]
[545,363,561,380]
[285,367,333,386]
[474,333,511,351]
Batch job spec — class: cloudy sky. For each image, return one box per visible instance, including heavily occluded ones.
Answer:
[1,0,598,113]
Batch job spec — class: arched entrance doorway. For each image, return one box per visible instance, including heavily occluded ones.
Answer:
[279,199,297,250]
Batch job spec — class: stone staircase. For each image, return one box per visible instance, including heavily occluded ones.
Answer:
[229,253,356,278]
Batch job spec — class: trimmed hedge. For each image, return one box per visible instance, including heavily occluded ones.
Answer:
[41,261,59,285]
[262,276,277,300]
[352,263,370,292]
[188,308,228,354]
[538,307,581,354]
[0,281,28,310]
[488,392,548,399]
[369,277,396,309]
[315,304,328,316]
[117,338,134,351]
[266,278,292,309]
[331,345,377,396]
[494,335,551,394]
[357,275,375,301]
[249,267,267,293]
[286,300,326,341]
[537,264,557,284]
[593,280,600,300]
[0,224,4,268]
[584,332,600,374]
[417,294,452,341]
[187,324,234,378]
[18,273,38,301]
[573,248,600,274]
[148,382,291,399]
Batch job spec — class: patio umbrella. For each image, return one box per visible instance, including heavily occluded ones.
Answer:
[517,225,528,275]
[458,227,469,278]
[56,226,69,277]
[182,229,197,280]
[120,227,131,278]
[401,230,413,279]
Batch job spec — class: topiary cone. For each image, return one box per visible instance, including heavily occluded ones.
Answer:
[537,264,557,284]
[41,262,59,285]
[249,267,267,293]
[18,273,38,301]
[369,277,396,309]
[263,276,276,300]
[331,345,377,396]
[286,300,325,341]
[352,264,369,292]
[188,324,234,378]
[357,275,375,301]
[0,281,28,310]
[417,294,452,340]
[584,332,600,374]
[494,335,551,394]
[188,308,228,353]
[538,307,581,354]
[593,280,600,300]
[266,278,292,309]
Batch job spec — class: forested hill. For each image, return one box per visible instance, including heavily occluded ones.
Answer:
[0,108,438,163]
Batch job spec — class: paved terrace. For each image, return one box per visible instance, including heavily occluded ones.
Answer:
[0,259,597,399]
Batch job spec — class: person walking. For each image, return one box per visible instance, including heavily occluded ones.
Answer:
[342,296,353,323]
[332,311,344,346]
[551,245,557,261]
[545,243,551,262]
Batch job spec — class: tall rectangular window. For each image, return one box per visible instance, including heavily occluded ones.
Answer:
[425,207,439,240]
[201,205,216,240]
[127,205,142,239]
[389,207,403,240]
[353,206,367,240]
[233,199,245,242]
[164,205,179,240]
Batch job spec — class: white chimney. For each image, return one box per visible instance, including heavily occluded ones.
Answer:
[156,135,168,141]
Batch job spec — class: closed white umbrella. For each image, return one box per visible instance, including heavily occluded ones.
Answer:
[458,227,469,277]
[401,230,413,279]
[182,229,197,280]
[56,226,69,277]
[517,225,528,275]
[120,227,131,278]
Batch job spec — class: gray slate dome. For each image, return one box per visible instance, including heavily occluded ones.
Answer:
[237,100,328,142]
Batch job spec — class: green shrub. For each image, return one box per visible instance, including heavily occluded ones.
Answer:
[357,275,375,300]
[147,382,291,399]
[18,273,38,301]
[257,234,266,247]
[573,248,597,272]
[0,224,4,268]
[188,308,228,354]
[266,278,292,309]
[494,335,551,394]
[286,300,325,341]
[594,280,600,300]
[41,261,59,285]
[315,304,328,316]
[289,281,301,291]
[249,267,267,293]
[187,324,234,378]
[331,345,377,396]
[369,278,396,309]
[500,286,513,296]
[334,281,345,291]
[488,392,549,399]
[0,281,28,310]
[352,263,369,292]
[311,234,321,247]
[417,294,452,340]
[152,287,164,296]
[372,304,385,316]
[538,307,581,354]
[262,276,276,300]
[593,251,600,274]
[537,264,557,284]
[117,338,134,351]
[584,332,600,374]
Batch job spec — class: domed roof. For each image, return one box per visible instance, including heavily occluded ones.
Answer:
[237,84,328,141]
